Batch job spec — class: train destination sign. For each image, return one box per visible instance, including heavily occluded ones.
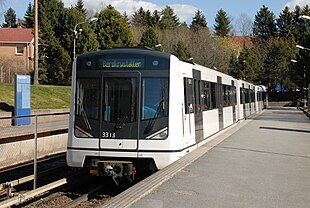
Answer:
[101,58,144,68]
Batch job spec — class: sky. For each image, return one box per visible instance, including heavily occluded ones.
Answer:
[1,0,310,31]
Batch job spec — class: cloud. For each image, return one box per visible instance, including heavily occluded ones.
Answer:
[62,0,198,23]
[285,0,310,10]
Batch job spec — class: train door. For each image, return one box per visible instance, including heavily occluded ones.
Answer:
[193,70,203,143]
[217,76,224,130]
[184,77,194,145]
[99,72,141,150]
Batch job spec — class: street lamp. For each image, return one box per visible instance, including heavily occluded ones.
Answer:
[296,44,310,51]
[73,17,98,59]
[301,15,310,20]
[243,60,246,80]
[292,51,307,103]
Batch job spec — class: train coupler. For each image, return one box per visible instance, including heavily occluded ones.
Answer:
[90,159,136,184]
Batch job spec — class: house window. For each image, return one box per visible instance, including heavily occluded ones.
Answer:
[16,45,24,55]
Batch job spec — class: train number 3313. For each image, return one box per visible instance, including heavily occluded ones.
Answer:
[102,132,116,138]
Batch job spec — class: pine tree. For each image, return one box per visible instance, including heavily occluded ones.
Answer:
[172,41,192,60]
[139,27,159,49]
[131,7,147,27]
[2,8,17,28]
[123,12,130,25]
[253,5,277,40]
[229,47,259,82]
[277,7,294,39]
[160,6,180,30]
[38,0,72,85]
[23,2,34,28]
[190,10,207,31]
[214,9,231,37]
[260,40,296,91]
[152,10,161,28]
[58,7,98,58]
[94,5,134,49]
[75,0,87,17]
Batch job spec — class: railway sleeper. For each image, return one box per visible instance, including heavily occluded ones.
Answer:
[89,160,136,185]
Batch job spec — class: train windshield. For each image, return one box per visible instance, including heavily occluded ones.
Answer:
[142,78,168,120]
[103,77,137,123]
[75,78,100,138]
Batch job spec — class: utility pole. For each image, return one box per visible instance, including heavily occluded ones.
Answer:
[34,0,39,85]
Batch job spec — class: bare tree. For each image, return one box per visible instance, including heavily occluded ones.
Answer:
[235,13,253,36]
[0,0,6,18]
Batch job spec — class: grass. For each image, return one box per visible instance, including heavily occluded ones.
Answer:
[0,83,71,111]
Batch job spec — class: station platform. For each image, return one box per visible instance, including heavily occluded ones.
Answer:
[102,107,310,208]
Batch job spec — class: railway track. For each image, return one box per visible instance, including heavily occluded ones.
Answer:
[61,186,107,208]
[0,169,88,208]
[0,165,152,207]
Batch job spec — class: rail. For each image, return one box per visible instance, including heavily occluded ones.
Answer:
[0,112,69,190]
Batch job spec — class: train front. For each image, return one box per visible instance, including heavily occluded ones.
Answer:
[67,48,171,182]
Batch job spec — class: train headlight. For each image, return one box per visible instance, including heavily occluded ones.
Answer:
[105,165,114,175]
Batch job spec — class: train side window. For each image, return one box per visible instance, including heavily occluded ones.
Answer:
[202,81,211,111]
[142,78,169,120]
[232,86,236,105]
[184,78,194,114]
[240,87,245,104]
[223,85,230,107]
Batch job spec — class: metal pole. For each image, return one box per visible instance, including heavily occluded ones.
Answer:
[73,24,77,59]
[33,115,38,189]
[34,0,39,84]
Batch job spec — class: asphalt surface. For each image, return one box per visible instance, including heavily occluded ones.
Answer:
[130,107,310,208]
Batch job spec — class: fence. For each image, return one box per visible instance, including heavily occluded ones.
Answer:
[0,60,29,83]
[0,112,69,189]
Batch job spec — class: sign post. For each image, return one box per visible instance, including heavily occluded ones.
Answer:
[15,75,31,126]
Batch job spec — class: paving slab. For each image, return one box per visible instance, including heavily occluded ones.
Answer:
[130,107,310,208]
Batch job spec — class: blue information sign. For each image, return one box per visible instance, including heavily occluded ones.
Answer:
[15,75,31,126]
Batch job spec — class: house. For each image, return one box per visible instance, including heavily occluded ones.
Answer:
[230,36,254,49]
[0,26,34,77]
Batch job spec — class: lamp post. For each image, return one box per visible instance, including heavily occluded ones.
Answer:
[243,60,246,80]
[73,17,98,59]
[296,44,310,51]
[301,15,310,20]
[300,15,310,110]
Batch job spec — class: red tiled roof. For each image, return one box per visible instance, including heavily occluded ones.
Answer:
[230,36,254,48]
[0,27,34,43]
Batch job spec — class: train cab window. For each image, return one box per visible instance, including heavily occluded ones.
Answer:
[103,78,137,123]
[76,79,100,120]
[142,78,169,120]
[75,78,100,138]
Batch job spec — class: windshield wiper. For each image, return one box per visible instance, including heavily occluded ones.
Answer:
[77,83,91,130]
[112,103,135,132]
[144,99,164,134]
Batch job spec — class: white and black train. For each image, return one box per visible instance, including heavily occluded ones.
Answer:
[67,47,264,182]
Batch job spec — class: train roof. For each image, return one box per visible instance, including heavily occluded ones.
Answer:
[78,47,172,60]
